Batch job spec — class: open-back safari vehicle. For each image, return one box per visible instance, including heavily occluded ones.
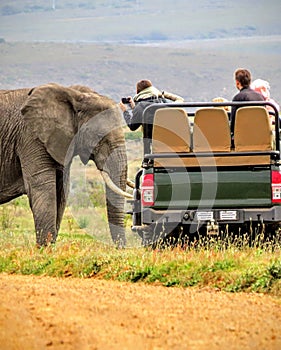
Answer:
[128,101,281,246]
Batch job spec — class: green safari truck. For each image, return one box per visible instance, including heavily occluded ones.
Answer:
[128,101,281,246]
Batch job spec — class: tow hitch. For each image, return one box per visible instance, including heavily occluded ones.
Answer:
[207,219,219,235]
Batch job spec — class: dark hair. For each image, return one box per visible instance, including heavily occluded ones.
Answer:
[136,79,152,93]
[235,68,252,88]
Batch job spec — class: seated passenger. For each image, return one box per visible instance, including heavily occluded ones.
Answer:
[230,68,265,135]
[119,79,184,132]
[212,97,230,112]
[119,79,184,156]
[251,78,280,125]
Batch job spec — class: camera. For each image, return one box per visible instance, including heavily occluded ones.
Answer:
[121,97,131,104]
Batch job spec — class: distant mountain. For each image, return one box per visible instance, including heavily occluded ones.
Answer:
[0,0,280,42]
[0,1,280,103]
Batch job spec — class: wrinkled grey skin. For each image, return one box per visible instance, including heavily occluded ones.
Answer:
[0,83,127,247]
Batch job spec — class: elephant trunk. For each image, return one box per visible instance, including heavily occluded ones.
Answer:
[101,147,128,248]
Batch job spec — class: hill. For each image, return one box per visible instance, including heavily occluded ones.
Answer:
[0,39,281,103]
[0,0,280,103]
[0,0,280,42]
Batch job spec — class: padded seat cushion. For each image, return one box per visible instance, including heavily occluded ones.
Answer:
[152,108,191,153]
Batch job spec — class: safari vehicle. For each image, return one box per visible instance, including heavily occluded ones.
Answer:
[128,100,281,246]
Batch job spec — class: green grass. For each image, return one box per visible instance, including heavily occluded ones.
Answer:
[125,130,142,141]
[0,199,280,297]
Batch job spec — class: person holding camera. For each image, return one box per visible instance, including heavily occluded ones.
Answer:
[119,79,184,132]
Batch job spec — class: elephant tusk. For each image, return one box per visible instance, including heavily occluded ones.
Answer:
[100,171,133,199]
[126,179,135,189]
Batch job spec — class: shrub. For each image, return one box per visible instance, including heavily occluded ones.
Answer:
[1,5,20,16]
[125,131,142,141]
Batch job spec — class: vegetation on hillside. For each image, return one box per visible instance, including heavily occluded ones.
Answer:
[0,0,121,15]
[1,41,281,104]
[0,0,279,43]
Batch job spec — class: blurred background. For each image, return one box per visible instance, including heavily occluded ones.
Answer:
[0,0,280,103]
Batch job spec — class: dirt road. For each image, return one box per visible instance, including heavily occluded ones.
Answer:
[0,274,280,350]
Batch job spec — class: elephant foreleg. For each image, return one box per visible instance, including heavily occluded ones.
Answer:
[21,143,59,246]
[27,172,58,246]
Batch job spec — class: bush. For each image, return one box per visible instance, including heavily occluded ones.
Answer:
[1,5,20,16]
[125,131,142,141]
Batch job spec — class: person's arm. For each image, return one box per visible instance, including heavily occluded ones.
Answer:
[162,91,184,102]
[230,93,241,135]
[120,100,144,131]
[230,105,237,135]
[123,109,141,131]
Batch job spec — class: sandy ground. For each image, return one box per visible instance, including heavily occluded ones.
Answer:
[0,274,281,350]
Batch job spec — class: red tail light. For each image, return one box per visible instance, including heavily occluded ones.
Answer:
[141,174,154,206]
[271,170,281,203]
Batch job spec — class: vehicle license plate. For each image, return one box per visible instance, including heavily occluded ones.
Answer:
[196,211,213,221]
[219,210,238,220]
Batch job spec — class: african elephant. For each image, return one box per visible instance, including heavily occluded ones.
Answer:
[0,83,131,247]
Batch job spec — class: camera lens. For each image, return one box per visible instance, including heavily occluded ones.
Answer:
[122,97,130,104]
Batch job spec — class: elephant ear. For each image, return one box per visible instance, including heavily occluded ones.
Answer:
[21,83,80,165]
